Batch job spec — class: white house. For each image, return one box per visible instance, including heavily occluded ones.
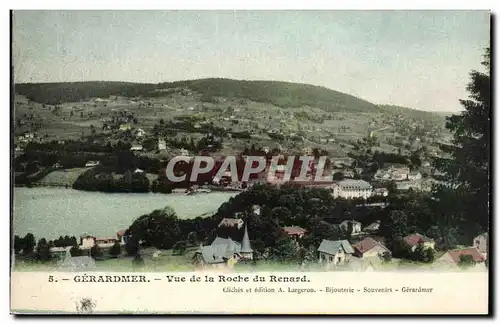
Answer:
[331,180,373,199]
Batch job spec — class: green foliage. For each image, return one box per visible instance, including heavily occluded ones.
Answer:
[267,236,298,262]
[410,244,435,263]
[35,238,51,261]
[380,210,409,243]
[433,47,490,232]
[90,244,103,259]
[128,206,182,250]
[23,233,36,255]
[14,235,23,254]
[109,242,122,258]
[70,246,84,257]
[172,241,188,255]
[125,237,140,256]
[459,254,475,267]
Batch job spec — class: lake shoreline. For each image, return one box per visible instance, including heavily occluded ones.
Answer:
[13,187,237,240]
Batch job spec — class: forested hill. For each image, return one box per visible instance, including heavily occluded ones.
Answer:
[14,78,380,113]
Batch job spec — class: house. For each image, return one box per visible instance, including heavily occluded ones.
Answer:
[364,221,381,234]
[331,180,373,199]
[80,235,96,249]
[473,233,488,257]
[179,148,189,156]
[303,147,313,156]
[317,239,355,265]
[339,220,362,236]
[395,180,422,191]
[95,237,119,249]
[352,237,390,258]
[283,226,307,239]
[343,170,355,179]
[388,164,410,180]
[408,171,423,181]
[435,247,486,270]
[158,138,167,151]
[49,246,72,261]
[130,144,143,151]
[374,164,410,181]
[373,188,389,197]
[194,225,253,268]
[85,161,100,167]
[60,256,96,271]
[403,233,435,252]
[134,168,144,174]
[218,218,244,229]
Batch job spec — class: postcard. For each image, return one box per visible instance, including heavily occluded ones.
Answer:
[10,9,491,315]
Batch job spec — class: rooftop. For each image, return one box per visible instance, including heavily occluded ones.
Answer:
[352,237,389,254]
[403,233,434,247]
[283,226,307,236]
[337,180,372,190]
[446,247,486,264]
[317,239,355,255]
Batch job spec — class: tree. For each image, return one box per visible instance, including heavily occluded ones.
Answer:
[109,242,121,258]
[380,210,409,243]
[332,172,344,181]
[187,231,198,246]
[90,244,103,259]
[128,206,182,250]
[459,254,475,268]
[268,236,298,262]
[410,244,435,263]
[433,47,490,232]
[172,241,188,255]
[70,246,84,257]
[14,235,23,254]
[23,233,36,255]
[125,237,140,256]
[35,238,51,261]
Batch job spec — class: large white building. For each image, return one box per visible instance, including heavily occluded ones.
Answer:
[331,180,373,199]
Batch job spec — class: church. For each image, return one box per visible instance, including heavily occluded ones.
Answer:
[194,224,253,268]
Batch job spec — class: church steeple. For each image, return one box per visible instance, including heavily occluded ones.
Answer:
[240,223,253,254]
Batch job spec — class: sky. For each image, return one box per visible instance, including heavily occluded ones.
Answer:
[12,10,490,112]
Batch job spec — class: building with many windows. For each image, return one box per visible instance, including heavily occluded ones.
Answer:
[331,180,373,199]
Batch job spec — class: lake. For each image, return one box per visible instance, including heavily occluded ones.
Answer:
[13,187,237,241]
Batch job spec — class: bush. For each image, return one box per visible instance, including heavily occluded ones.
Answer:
[70,246,84,257]
[109,242,122,258]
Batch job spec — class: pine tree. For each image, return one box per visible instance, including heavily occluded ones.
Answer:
[433,47,490,232]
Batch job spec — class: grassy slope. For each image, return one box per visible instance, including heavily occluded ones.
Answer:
[15,78,381,113]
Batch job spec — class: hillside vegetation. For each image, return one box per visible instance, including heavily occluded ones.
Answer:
[14,78,449,165]
[16,78,380,113]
